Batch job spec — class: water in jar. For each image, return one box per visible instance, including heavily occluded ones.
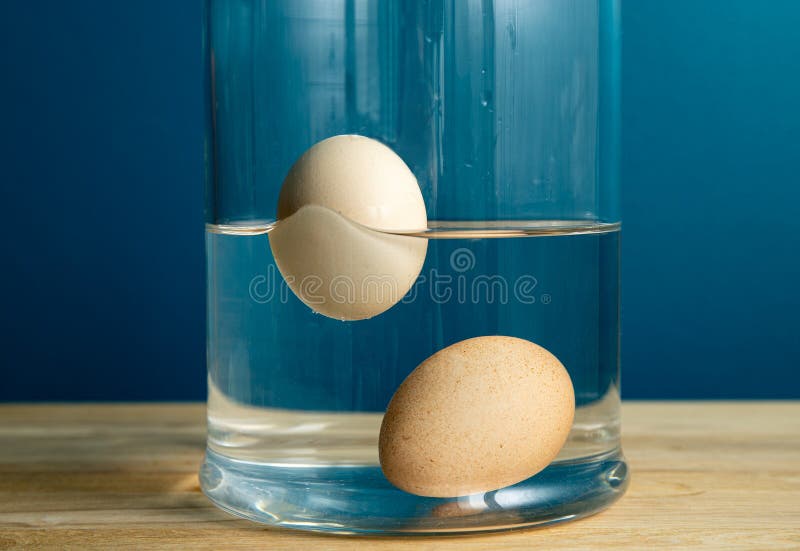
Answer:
[202,219,624,533]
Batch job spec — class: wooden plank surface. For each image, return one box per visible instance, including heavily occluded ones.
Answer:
[0,402,798,550]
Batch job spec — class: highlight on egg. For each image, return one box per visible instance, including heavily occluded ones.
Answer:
[269,135,428,321]
[378,336,575,498]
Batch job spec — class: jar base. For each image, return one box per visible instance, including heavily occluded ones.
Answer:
[200,447,628,535]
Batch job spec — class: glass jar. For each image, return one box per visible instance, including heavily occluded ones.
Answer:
[201,0,626,534]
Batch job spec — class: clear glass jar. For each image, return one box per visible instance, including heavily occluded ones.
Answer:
[201,0,626,534]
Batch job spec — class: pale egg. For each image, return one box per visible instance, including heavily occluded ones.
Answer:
[379,336,575,498]
[269,135,428,320]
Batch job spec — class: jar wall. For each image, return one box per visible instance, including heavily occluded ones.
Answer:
[202,0,625,535]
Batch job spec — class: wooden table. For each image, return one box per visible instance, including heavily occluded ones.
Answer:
[0,402,798,550]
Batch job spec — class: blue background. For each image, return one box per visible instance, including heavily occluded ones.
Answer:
[1,1,798,400]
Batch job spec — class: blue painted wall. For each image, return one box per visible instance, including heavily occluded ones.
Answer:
[622,2,800,398]
[1,1,798,400]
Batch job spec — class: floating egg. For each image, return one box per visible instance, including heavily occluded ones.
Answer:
[269,135,428,320]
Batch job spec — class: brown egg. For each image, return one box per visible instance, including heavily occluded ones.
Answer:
[379,336,574,498]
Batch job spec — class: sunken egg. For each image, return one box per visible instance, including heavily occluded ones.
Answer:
[269,135,428,320]
[379,336,575,498]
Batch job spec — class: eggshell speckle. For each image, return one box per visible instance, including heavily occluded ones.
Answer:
[269,135,428,320]
[379,336,575,498]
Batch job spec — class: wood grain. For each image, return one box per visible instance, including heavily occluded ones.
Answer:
[0,402,798,550]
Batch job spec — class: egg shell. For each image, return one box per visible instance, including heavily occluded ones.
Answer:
[268,204,428,320]
[277,134,427,232]
[270,134,428,320]
[379,336,575,498]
